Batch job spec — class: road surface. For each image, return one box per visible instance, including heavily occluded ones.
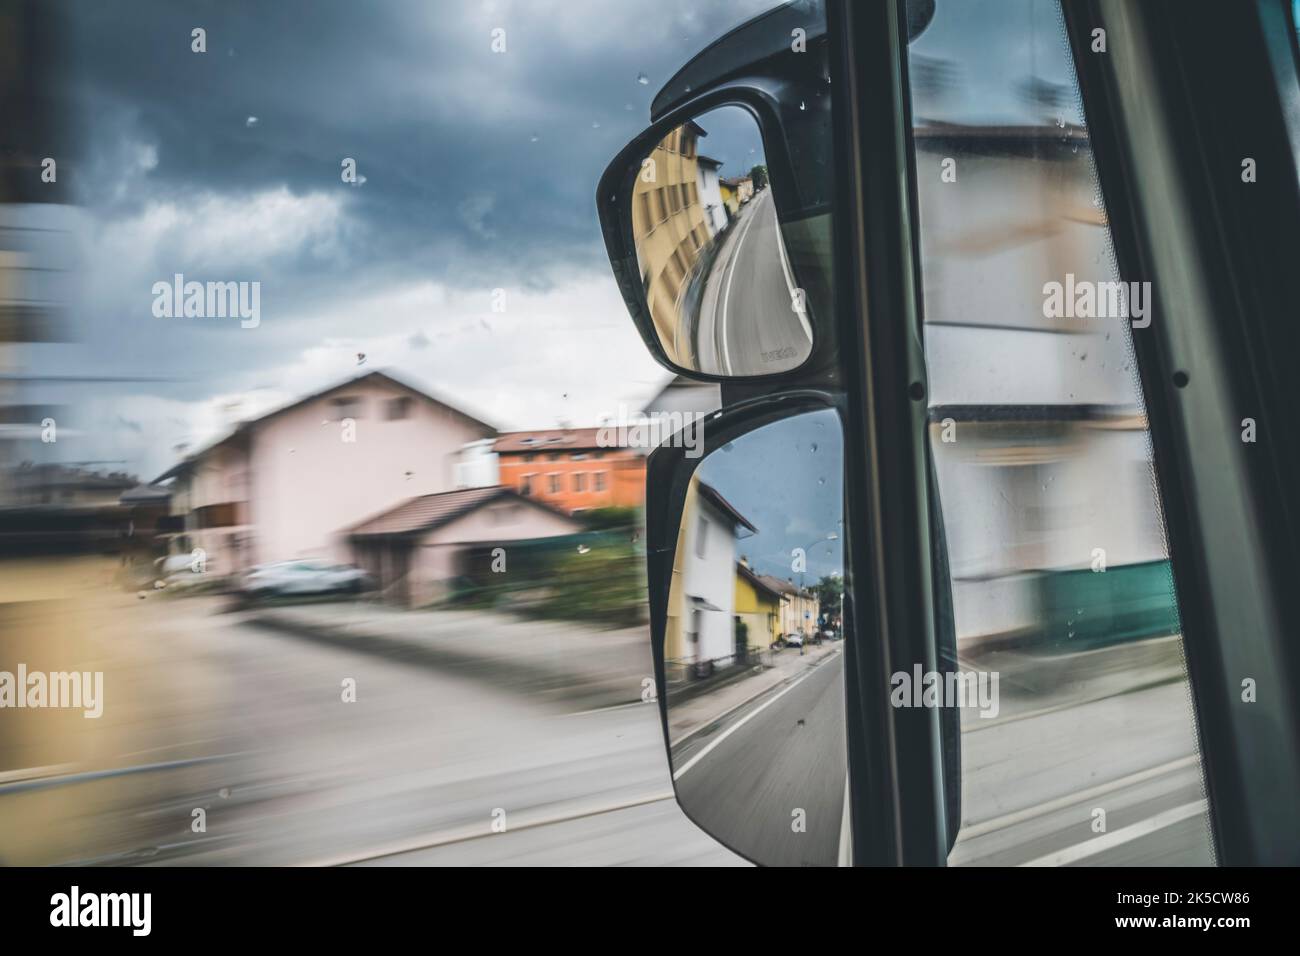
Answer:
[3,584,1216,867]
[671,651,847,866]
[694,189,813,376]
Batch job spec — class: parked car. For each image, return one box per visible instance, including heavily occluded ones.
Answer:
[784,633,804,648]
[240,560,372,598]
[152,552,213,590]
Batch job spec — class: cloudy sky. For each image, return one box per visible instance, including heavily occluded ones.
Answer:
[22,0,782,479]
[17,0,1076,481]
[696,407,843,584]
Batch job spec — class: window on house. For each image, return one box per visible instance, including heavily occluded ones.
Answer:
[519,475,534,496]
[547,451,562,462]
[523,453,536,462]
[384,396,413,420]
[547,473,561,494]
[594,472,607,492]
[328,396,363,420]
[572,472,587,492]
[572,452,588,461]
[695,513,707,559]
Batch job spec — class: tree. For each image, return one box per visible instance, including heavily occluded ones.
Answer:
[812,573,844,625]
[748,164,768,191]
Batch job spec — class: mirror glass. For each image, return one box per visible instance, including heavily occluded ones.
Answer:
[662,407,846,865]
[631,106,816,376]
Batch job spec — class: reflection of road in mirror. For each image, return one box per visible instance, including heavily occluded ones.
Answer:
[670,647,846,866]
[693,188,813,376]
[662,407,846,865]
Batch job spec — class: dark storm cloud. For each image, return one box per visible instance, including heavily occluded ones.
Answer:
[64,0,777,287]
[28,0,792,476]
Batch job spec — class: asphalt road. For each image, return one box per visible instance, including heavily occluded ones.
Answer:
[20,589,1216,867]
[695,189,813,376]
[952,679,1214,866]
[671,651,847,866]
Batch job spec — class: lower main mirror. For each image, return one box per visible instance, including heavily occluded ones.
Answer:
[663,406,846,865]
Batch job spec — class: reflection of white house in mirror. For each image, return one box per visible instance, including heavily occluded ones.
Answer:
[696,155,728,236]
[667,475,756,668]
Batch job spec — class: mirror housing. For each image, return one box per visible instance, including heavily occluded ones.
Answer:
[597,2,835,383]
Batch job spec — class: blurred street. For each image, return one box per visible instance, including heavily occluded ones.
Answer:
[0,562,741,866]
[0,556,1213,866]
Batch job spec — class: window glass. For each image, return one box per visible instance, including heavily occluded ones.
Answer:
[1,0,771,867]
[905,0,1214,866]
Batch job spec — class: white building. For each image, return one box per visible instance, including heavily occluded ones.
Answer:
[454,437,500,488]
[670,477,756,667]
[696,155,728,236]
[915,125,1173,648]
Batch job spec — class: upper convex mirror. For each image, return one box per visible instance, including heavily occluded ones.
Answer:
[630,105,814,376]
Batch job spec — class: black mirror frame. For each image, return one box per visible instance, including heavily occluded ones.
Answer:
[596,85,832,384]
[643,387,843,864]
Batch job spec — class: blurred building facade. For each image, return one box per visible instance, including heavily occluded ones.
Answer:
[347,485,581,606]
[916,124,1176,651]
[494,427,644,515]
[154,370,497,575]
[631,120,712,363]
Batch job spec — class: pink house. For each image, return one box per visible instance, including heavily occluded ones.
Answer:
[155,370,506,579]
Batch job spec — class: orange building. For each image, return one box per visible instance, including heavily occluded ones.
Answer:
[494,428,645,515]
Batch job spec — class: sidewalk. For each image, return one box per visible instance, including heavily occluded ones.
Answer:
[245,601,653,711]
[958,632,1187,727]
[666,641,842,748]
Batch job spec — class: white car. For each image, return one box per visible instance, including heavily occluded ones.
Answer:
[241,560,372,598]
[153,552,212,590]
[784,633,804,648]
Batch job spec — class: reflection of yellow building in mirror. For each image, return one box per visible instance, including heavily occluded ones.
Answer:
[718,180,738,218]
[632,121,711,366]
[735,559,782,651]
[721,175,753,208]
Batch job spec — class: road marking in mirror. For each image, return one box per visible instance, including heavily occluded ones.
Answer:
[671,653,830,781]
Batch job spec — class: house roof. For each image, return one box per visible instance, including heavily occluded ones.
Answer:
[696,480,757,534]
[494,427,612,454]
[737,562,785,601]
[154,370,496,484]
[120,483,172,504]
[10,463,137,492]
[912,122,1089,158]
[347,485,573,538]
[755,573,807,598]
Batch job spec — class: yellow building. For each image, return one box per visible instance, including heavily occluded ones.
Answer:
[719,180,739,218]
[631,120,712,367]
[734,560,782,652]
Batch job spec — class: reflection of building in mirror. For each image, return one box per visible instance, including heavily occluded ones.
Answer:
[665,475,756,679]
[631,109,810,376]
